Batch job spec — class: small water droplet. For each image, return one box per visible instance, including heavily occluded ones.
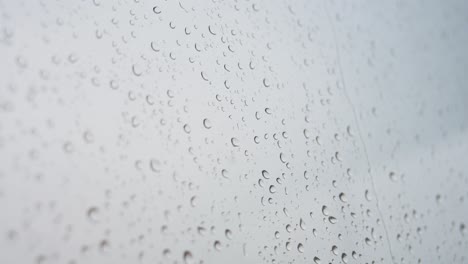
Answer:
[297,243,304,253]
[63,142,74,153]
[132,64,143,76]
[299,218,306,230]
[83,131,94,143]
[148,159,161,174]
[269,185,276,194]
[231,137,240,147]
[322,205,329,216]
[389,171,397,182]
[131,116,140,127]
[99,240,110,253]
[152,6,161,14]
[285,241,291,251]
[203,118,212,129]
[342,253,348,263]
[87,207,99,222]
[331,245,338,255]
[365,190,373,201]
[213,240,222,251]
[162,249,171,258]
[183,124,191,134]
[145,95,154,105]
[221,169,229,178]
[225,229,232,239]
[183,251,193,264]
[254,136,260,144]
[339,192,347,202]
[190,196,197,207]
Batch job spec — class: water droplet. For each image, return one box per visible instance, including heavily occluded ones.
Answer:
[213,240,222,251]
[365,190,373,201]
[346,125,354,137]
[183,251,193,264]
[339,192,347,202]
[145,95,154,105]
[342,253,348,263]
[258,179,264,187]
[68,53,78,63]
[197,226,206,236]
[99,240,110,253]
[83,131,94,143]
[109,80,119,89]
[231,137,240,147]
[269,185,276,194]
[254,136,260,144]
[299,218,306,230]
[335,151,342,161]
[152,6,161,14]
[225,229,232,239]
[131,116,140,127]
[132,64,143,76]
[365,237,372,245]
[162,249,171,258]
[321,205,329,216]
[183,124,191,134]
[87,207,99,222]
[200,71,209,81]
[63,142,74,153]
[331,245,338,255]
[262,170,270,179]
[203,118,212,129]
[150,159,161,173]
[190,196,197,207]
[297,243,304,253]
[389,171,398,182]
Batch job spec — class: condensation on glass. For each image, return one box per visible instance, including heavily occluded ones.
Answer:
[0,0,467,263]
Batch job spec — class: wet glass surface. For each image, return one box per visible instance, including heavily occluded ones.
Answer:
[0,0,467,263]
